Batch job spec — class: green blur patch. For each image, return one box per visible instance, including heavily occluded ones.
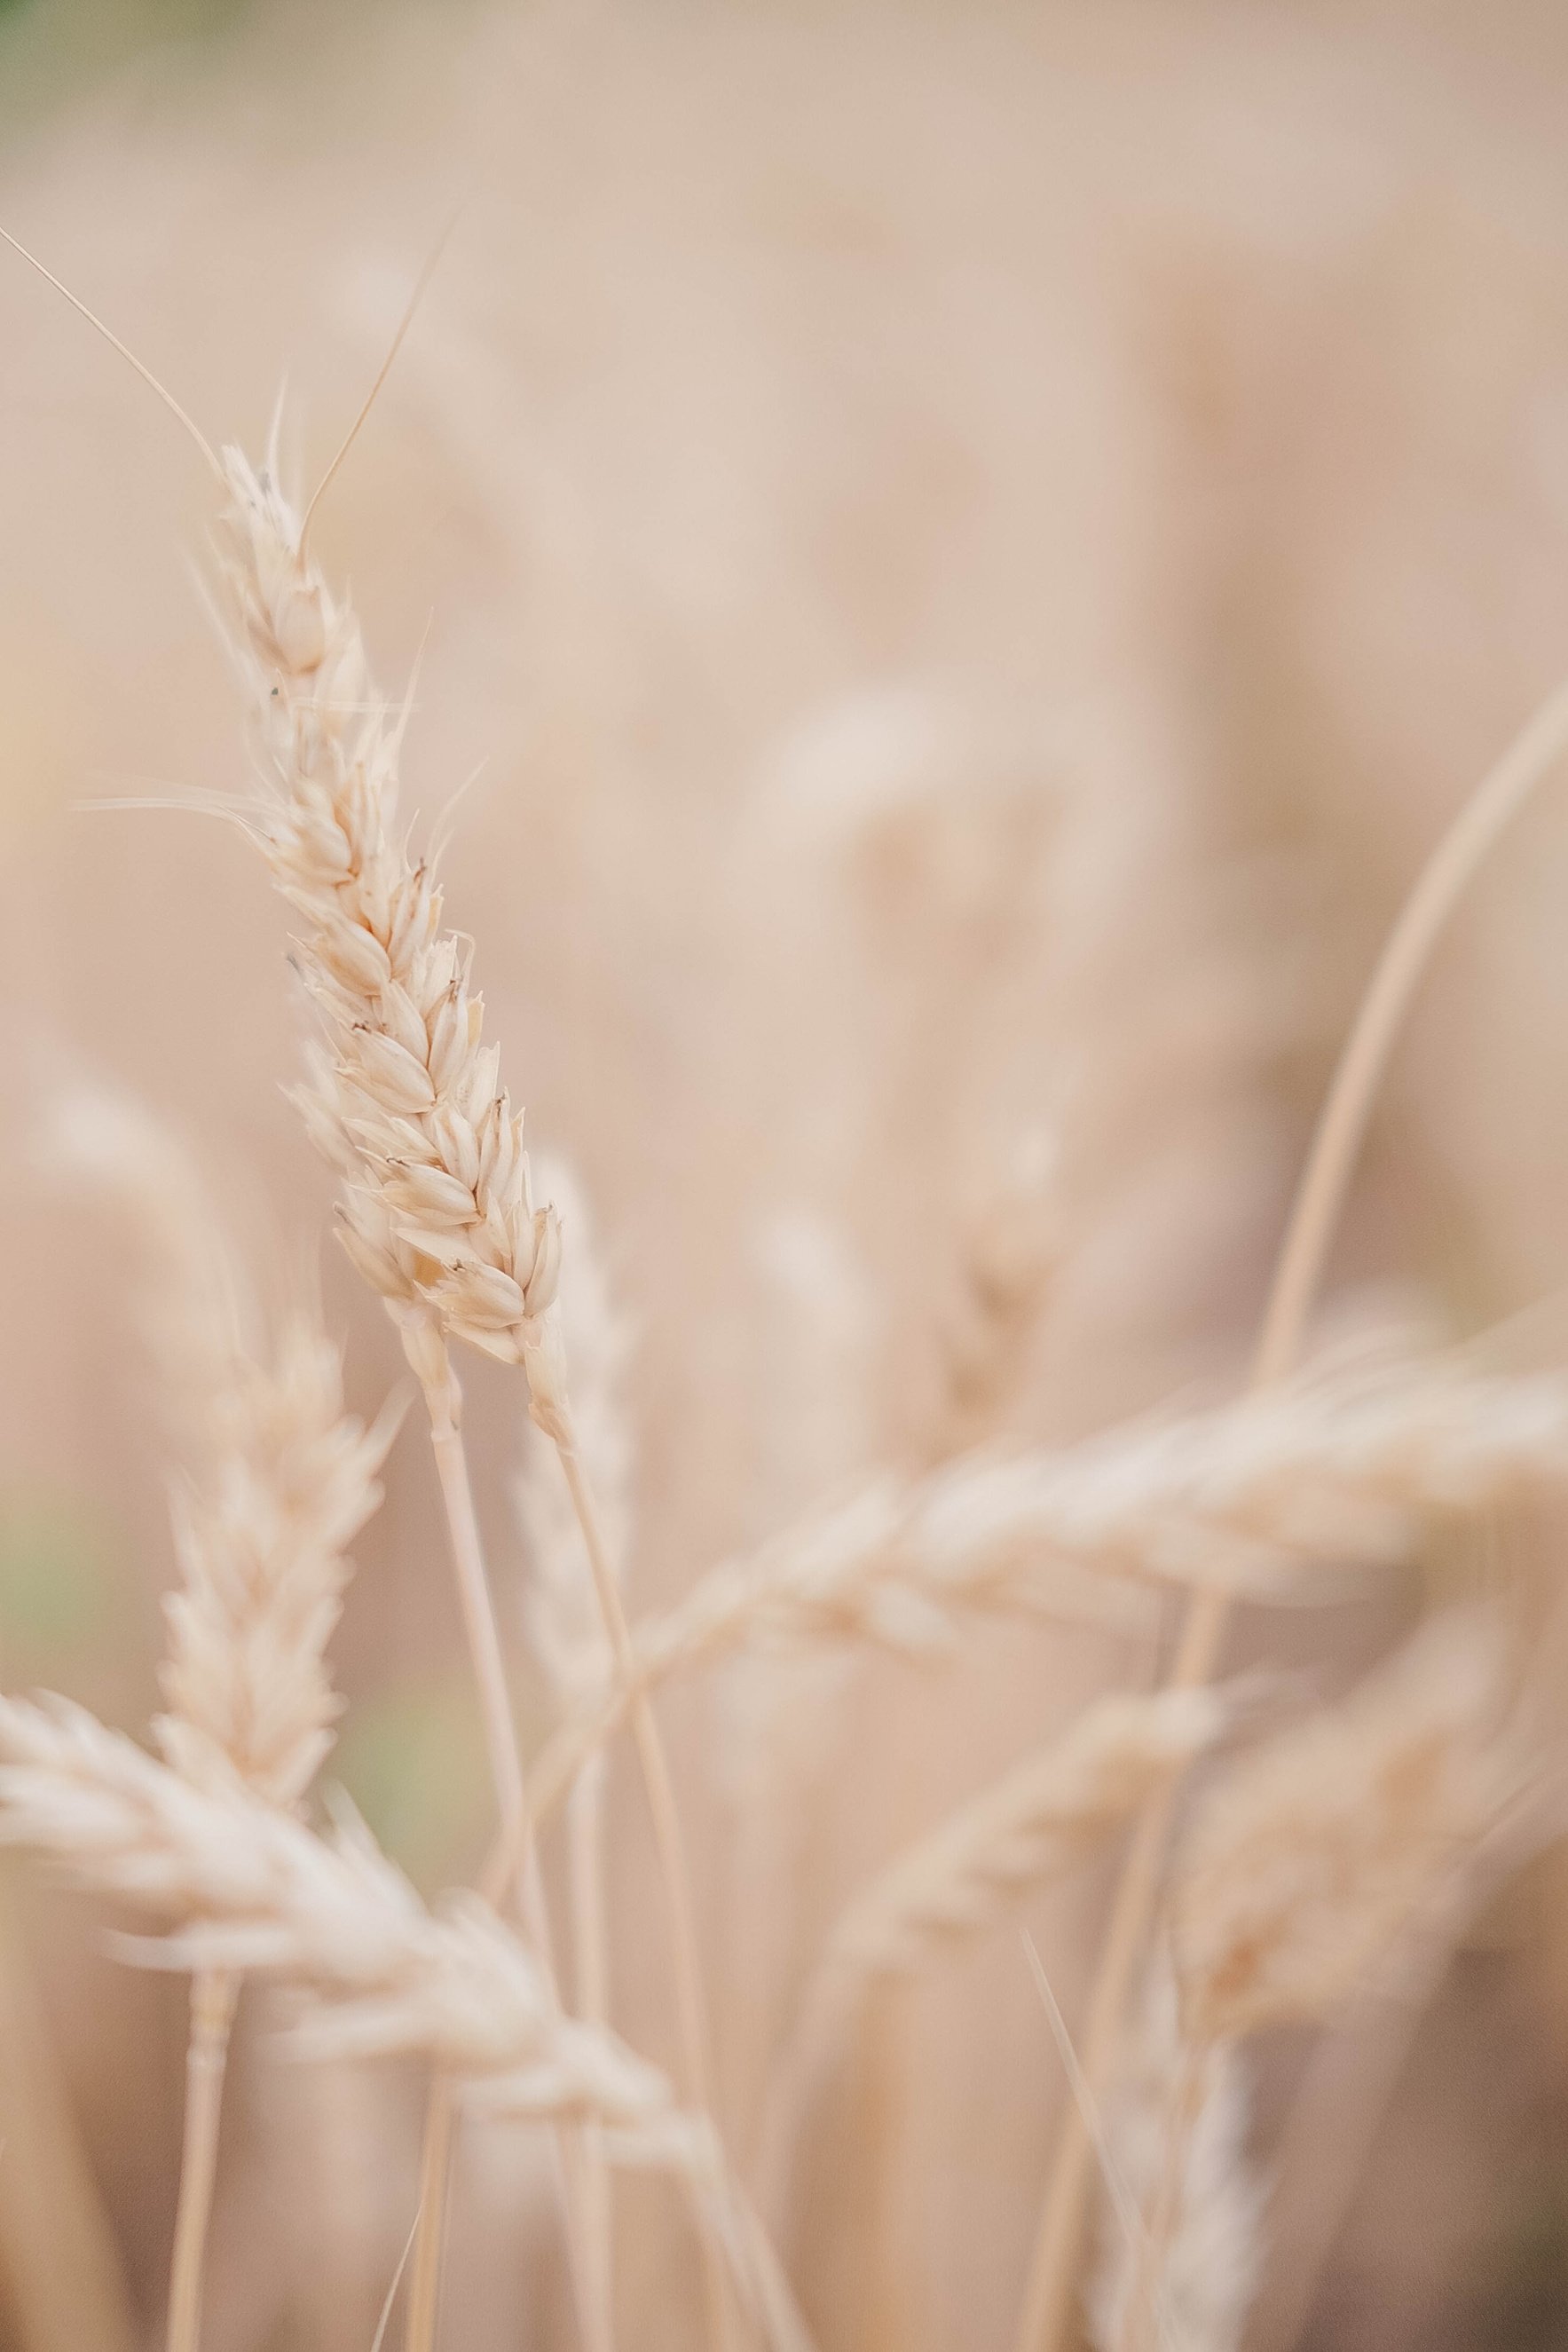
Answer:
[329,1680,494,1892]
[0,1486,120,1669]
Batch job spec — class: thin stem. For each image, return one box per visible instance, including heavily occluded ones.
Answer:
[555,1427,738,2352]
[409,1351,603,2352]
[406,2082,456,2352]
[421,1366,526,1848]
[568,1754,617,2352]
[166,1968,239,2352]
[1013,674,1568,2352]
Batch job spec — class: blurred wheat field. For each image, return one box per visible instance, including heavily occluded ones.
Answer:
[4,4,1568,2351]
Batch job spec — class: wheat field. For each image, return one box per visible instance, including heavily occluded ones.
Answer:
[3,4,1568,2350]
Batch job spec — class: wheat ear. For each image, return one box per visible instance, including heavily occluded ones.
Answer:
[510,1330,1568,1854]
[217,442,731,2352]
[755,1687,1233,2230]
[1114,1614,1517,2352]
[154,1280,393,2352]
[53,1085,398,2352]
[0,1692,811,2351]
[1014,674,1568,2352]
[0,1694,670,2122]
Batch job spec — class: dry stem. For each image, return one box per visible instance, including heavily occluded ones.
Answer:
[555,1426,737,2352]
[410,1354,609,2352]
[166,1968,240,2352]
[568,1754,617,2352]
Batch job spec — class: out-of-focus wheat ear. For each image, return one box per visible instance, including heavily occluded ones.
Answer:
[526,1326,1568,1796]
[1016,674,1568,2352]
[1087,1966,1260,2352]
[0,1693,672,2124]
[1104,1611,1523,2352]
[755,1686,1234,2233]
[928,1124,1062,1462]
[45,1077,398,2352]
[1168,1609,1523,2046]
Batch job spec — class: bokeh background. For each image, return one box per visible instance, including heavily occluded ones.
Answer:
[4,2,1568,2348]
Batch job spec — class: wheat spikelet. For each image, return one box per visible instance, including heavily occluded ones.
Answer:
[1168,1609,1520,2047]
[215,446,562,1406]
[0,1693,668,2128]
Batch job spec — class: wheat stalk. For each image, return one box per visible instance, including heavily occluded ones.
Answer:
[517,1158,634,2352]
